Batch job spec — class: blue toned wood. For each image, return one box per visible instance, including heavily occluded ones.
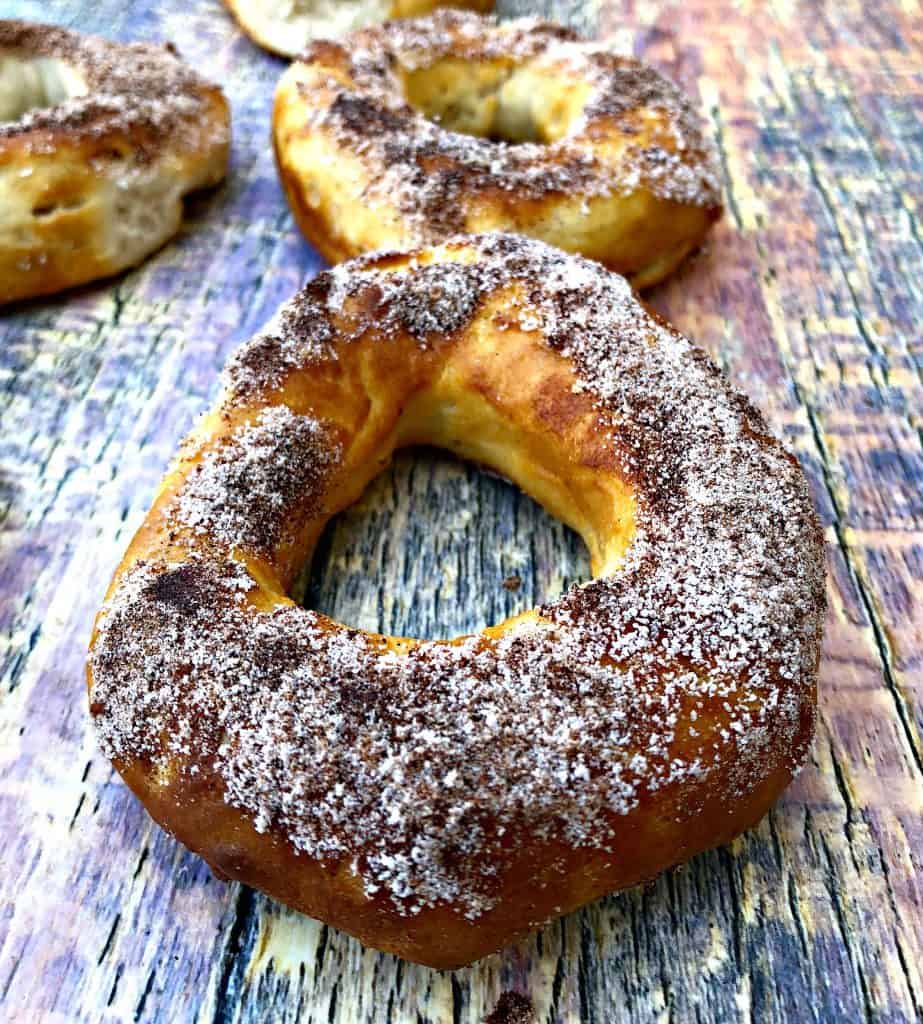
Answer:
[0,0,921,1021]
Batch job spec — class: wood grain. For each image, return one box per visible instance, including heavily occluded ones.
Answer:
[1,0,921,1021]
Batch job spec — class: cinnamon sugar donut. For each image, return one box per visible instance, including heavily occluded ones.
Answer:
[273,12,722,287]
[87,235,825,969]
[223,0,493,60]
[0,21,229,305]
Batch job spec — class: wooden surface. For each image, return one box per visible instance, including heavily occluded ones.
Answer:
[1,0,922,1021]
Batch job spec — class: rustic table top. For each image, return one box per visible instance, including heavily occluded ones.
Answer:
[2,0,922,1021]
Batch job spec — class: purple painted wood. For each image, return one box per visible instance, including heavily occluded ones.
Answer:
[1,0,921,1021]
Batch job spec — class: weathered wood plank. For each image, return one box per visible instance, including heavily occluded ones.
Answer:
[1,0,922,1021]
[627,6,923,1023]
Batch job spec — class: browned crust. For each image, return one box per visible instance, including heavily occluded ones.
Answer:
[87,236,824,968]
[273,11,723,285]
[117,747,799,968]
[272,129,355,265]
[222,0,495,59]
[0,20,230,304]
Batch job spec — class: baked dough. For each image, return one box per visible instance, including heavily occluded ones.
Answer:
[0,20,229,305]
[88,235,825,968]
[274,12,722,286]
[223,0,493,59]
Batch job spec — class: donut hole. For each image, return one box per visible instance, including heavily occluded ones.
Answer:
[400,62,589,144]
[295,319,635,641]
[303,447,591,638]
[0,54,88,122]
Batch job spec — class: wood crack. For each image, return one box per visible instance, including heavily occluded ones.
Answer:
[709,104,744,230]
[134,967,157,1022]
[792,381,923,776]
[769,44,891,390]
[817,831,876,1024]
[211,887,258,1024]
[97,913,121,966]
[871,840,923,1019]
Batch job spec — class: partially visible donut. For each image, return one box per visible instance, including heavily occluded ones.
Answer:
[273,12,722,287]
[223,0,493,59]
[87,234,825,969]
[0,21,229,305]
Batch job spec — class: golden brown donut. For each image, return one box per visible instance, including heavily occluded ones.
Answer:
[0,21,229,305]
[223,0,493,60]
[87,235,825,969]
[273,12,722,287]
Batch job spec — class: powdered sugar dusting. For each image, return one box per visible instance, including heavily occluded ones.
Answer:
[223,274,337,396]
[90,235,825,918]
[175,405,340,555]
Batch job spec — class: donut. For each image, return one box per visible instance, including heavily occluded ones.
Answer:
[0,21,230,305]
[87,235,825,969]
[273,12,722,287]
[222,0,493,60]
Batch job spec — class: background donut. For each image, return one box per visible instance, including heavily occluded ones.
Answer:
[222,0,494,59]
[0,20,229,304]
[273,12,722,286]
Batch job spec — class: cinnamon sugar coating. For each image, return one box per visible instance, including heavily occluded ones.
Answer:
[0,20,223,154]
[325,12,720,213]
[88,235,824,962]
[0,20,229,304]
[274,12,722,285]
